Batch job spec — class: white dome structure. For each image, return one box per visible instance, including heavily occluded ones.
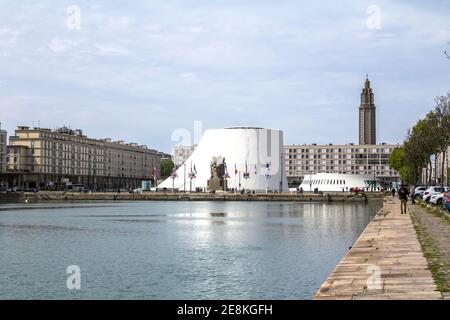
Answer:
[299,173,380,192]
[158,127,288,192]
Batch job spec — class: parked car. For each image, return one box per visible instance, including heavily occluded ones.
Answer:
[444,192,450,212]
[429,193,444,205]
[350,187,363,193]
[414,186,427,199]
[422,187,446,203]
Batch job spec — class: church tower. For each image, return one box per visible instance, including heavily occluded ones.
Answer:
[359,75,376,145]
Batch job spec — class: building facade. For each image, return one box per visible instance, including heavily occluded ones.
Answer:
[0,128,6,173]
[5,126,163,190]
[285,143,400,187]
[359,76,377,145]
[173,144,197,168]
[0,128,7,187]
[425,146,450,186]
[436,146,450,185]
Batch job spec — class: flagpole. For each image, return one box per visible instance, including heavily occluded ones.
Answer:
[234,164,237,195]
[172,167,175,193]
[184,163,186,193]
[239,171,241,193]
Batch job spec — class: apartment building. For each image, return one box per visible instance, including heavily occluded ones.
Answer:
[0,127,7,187]
[284,143,400,187]
[5,126,163,190]
[173,144,197,168]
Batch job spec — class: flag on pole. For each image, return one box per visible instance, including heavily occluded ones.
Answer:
[152,163,158,181]
[243,161,250,179]
[171,167,178,178]
[189,162,196,179]
[194,164,197,175]
[223,161,230,179]
[264,162,271,180]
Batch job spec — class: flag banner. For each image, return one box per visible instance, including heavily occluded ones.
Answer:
[223,161,230,179]
[264,162,271,180]
[152,163,158,180]
[189,162,196,179]
[244,161,250,179]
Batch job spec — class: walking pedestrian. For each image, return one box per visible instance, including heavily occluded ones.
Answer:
[398,185,409,214]
[391,187,396,198]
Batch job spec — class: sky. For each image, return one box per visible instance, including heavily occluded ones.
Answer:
[0,0,449,153]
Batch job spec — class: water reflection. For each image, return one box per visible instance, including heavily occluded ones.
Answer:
[0,200,382,299]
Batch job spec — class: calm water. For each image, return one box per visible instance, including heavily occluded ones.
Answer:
[0,200,381,299]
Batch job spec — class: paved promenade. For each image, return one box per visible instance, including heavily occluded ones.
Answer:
[314,197,442,300]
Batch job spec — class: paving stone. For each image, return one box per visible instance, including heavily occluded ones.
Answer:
[314,198,443,300]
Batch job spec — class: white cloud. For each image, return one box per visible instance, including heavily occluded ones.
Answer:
[0,27,20,45]
[0,1,449,151]
[48,37,82,53]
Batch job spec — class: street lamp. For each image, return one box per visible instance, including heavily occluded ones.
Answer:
[309,172,312,192]
[279,155,283,193]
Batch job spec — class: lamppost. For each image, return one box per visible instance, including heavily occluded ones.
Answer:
[309,172,312,192]
[183,163,186,193]
[243,161,250,192]
[373,166,376,193]
[171,167,178,193]
[279,155,283,193]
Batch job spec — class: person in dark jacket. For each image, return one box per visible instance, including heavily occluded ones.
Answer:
[391,188,396,198]
[398,185,409,214]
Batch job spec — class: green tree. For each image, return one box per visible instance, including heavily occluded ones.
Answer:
[433,93,450,187]
[160,159,174,179]
[411,113,438,185]
[389,147,413,183]
[388,147,407,172]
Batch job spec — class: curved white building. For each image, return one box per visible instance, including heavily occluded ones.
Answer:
[158,127,288,192]
[299,173,380,192]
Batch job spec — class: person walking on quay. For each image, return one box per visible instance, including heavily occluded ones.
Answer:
[410,185,416,205]
[398,185,409,214]
[391,187,396,198]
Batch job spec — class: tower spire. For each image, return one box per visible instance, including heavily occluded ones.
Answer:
[359,75,376,145]
[365,74,370,89]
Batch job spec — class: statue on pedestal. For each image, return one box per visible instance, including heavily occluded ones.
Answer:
[207,156,228,191]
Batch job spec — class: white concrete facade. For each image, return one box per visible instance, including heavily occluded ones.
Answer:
[299,172,381,192]
[158,127,288,192]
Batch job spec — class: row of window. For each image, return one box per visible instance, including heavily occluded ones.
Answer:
[303,179,347,186]
[286,165,393,171]
[286,148,394,154]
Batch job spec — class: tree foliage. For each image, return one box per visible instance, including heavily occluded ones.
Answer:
[393,92,450,186]
[160,159,174,179]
